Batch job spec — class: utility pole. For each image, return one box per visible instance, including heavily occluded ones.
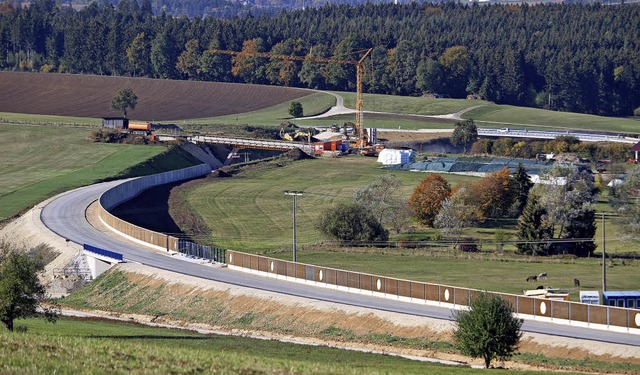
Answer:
[602,213,607,292]
[284,191,303,262]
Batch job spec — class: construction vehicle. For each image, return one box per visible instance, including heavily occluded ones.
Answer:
[360,144,385,157]
[282,131,313,142]
[209,47,373,149]
[279,122,315,142]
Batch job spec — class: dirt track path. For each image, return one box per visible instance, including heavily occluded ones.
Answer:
[300,92,484,121]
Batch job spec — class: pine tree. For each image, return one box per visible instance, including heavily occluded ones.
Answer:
[563,207,597,257]
[512,163,533,215]
[516,194,553,256]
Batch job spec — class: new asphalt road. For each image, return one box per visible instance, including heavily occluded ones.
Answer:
[41,180,640,346]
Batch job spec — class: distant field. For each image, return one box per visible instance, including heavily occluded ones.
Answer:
[0,112,101,127]
[5,317,454,375]
[182,91,336,126]
[466,105,640,134]
[332,92,640,134]
[3,72,636,134]
[0,123,198,221]
[0,72,311,121]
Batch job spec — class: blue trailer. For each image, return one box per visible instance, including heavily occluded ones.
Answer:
[602,291,640,309]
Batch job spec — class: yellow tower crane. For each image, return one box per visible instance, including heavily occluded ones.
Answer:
[208,47,373,148]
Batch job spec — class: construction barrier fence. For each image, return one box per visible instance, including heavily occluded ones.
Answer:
[226,250,640,332]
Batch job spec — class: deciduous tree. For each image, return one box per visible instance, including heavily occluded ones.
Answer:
[288,101,303,118]
[111,88,137,118]
[317,202,388,243]
[0,241,58,331]
[435,187,482,241]
[176,38,201,80]
[354,174,408,232]
[450,119,477,154]
[469,168,514,219]
[454,293,522,369]
[408,174,452,227]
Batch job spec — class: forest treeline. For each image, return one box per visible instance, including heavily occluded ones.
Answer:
[1,0,639,117]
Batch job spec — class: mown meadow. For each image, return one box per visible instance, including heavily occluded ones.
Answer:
[0,123,200,221]
[180,90,640,133]
[179,156,640,299]
[4,317,485,375]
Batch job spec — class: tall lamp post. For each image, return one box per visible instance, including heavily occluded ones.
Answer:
[602,213,607,292]
[284,191,303,262]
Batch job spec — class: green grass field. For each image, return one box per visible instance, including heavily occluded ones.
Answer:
[0,112,101,127]
[184,157,477,252]
[182,91,335,125]
[287,251,639,298]
[0,123,199,221]
[182,90,640,134]
[466,104,640,134]
[181,156,640,298]
[4,317,485,375]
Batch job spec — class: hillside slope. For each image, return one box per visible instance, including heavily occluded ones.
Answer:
[0,72,312,121]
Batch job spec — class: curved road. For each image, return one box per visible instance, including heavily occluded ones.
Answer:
[41,181,640,347]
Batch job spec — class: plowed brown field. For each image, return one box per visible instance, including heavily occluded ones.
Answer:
[0,72,312,121]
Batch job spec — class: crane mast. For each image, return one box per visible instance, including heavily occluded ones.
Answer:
[208,47,373,148]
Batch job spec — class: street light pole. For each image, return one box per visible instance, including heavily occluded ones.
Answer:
[284,191,303,262]
[602,212,606,292]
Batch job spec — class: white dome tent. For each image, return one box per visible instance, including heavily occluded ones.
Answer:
[377,148,416,165]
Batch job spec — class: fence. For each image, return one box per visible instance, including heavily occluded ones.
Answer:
[226,250,640,333]
[95,165,639,333]
[178,240,225,262]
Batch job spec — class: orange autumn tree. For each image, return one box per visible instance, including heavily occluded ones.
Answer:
[470,168,516,219]
[408,174,452,226]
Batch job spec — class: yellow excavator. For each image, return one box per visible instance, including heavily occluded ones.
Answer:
[282,131,313,142]
[279,123,314,143]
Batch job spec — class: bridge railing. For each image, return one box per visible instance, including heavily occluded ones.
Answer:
[83,244,123,261]
[226,250,640,334]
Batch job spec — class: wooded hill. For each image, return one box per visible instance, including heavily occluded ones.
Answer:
[1,0,639,117]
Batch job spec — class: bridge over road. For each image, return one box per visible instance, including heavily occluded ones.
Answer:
[188,135,314,156]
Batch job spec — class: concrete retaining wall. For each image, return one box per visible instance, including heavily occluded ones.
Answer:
[98,164,211,252]
[100,164,211,210]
